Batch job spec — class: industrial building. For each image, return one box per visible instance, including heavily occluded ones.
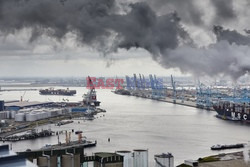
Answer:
[14,108,69,122]
[0,107,69,122]
[154,153,174,167]
[93,152,124,167]
[0,100,70,121]
[133,149,148,167]
[116,151,133,167]
[0,100,4,111]
[0,145,37,167]
[4,101,53,111]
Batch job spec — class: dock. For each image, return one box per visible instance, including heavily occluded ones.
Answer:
[0,88,38,92]
[0,129,54,142]
[115,91,214,110]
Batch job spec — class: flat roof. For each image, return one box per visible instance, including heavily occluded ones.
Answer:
[95,152,122,158]
[155,153,173,158]
[0,145,37,167]
[4,101,53,108]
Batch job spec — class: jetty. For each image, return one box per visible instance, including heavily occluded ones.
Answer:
[0,129,54,142]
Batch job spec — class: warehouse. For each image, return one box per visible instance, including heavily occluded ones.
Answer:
[4,101,53,111]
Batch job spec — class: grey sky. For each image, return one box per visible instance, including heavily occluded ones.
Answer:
[0,0,250,79]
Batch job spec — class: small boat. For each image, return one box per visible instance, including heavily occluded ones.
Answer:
[85,116,95,121]
[75,130,83,135]
[56,120,73,126]
[211,143,245,150]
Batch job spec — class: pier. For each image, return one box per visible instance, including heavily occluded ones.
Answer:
[0,88,38,92]
[0,129,54,142]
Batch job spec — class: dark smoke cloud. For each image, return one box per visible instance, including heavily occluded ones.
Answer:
[137,0,237,26]
[0,0,118,43]
[244,29,250,35]
[143,0,204,26]
[0,0,250,80]
[210,0,236,23]
[213,25,250,45]
[0,0,191,56]
[160,41,250,80]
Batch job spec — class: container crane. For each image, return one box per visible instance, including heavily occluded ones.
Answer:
[83,76,100,106]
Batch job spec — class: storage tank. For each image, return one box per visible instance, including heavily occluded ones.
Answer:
[154,153,174,167]
[51,110,58,117]
[41,112,48,119]
[61,154,80,167]
[3,111,8,119]
[37,156,48,167]
[37,155,57,167]
[116,150,133,167]
[35,112,41,120]
[15,113,25,122]
[26,113,37,122]
[133,149,148,167]
[5,111,10,119]
[0,100,4,111]
[0,112,6,119]
[40,112,45,119]
[8,110,12,119]
[11,110,16,119]
[47,110,52,117]
[57,109,63,115]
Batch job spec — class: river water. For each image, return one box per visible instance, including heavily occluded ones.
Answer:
[1,87,250,166]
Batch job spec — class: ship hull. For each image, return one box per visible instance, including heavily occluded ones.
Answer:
[213,106,250,122]
[39,89,76,96]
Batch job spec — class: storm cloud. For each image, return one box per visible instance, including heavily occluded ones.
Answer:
[214,25,250,46]
[0,0,190,53]
[0,0,250,79]
[210,0,236,23]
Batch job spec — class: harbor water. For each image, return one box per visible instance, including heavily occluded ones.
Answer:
[1,87,250,165]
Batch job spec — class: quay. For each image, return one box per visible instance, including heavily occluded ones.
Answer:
[0,88,38,92]
[0,129,54,142]
[114,91,214,110]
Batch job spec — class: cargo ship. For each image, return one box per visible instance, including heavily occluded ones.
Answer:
[213,98,250,122]
[39,88,76,96]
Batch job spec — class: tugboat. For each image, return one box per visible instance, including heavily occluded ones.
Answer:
[39,87,76,96]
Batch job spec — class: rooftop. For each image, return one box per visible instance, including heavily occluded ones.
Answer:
[4,101,53,108]
[95,152,121,158]
[0,145,37,167]
[155,153,174,158]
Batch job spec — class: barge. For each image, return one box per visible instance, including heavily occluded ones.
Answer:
[211,143,245,150]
